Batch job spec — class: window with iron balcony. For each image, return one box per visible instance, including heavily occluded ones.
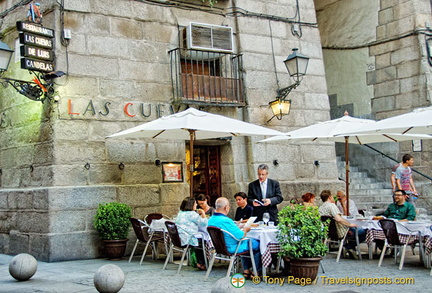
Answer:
[169,23,245,107]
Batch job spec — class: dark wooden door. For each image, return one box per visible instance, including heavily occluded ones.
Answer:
[192,145,221,206]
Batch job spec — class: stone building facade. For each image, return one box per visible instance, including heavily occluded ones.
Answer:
[0,0,339,261]
[1,0,430,262]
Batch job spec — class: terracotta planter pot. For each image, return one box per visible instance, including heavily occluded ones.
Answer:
[289,257,322,281]
[103,239,128,260]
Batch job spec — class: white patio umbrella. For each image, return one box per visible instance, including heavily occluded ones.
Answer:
[259,112,430,214]
[338,106,432,135]
[108,107,283,197]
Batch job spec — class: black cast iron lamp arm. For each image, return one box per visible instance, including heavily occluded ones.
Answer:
[276,80,301,100]
[0,70,64,102]
[0,40,64,103]
[0,72,47,102]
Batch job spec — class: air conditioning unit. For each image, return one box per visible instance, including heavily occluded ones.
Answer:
[186,22,233,53]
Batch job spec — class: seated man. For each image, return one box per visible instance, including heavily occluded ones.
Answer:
[208,197,261,279]
[382,189,416,221]
[234,192,253,221]
[374,189,417,252]
[318,190,365,259]
[336,190,359,216]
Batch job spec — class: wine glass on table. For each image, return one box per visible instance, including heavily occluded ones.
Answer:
[263,213,270,227]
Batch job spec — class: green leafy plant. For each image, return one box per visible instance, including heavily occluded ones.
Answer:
[277,204,328,259]
[202,0,217,6]
[94,202,132,240]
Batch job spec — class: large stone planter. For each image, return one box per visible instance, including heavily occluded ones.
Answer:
[103,239,128,260]
[289,257,322,281]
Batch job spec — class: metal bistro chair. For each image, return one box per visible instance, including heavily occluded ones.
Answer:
[129,218,164,265]
[163,221,197,274]
[161,221,208,271]
[321,216,362,261]
[204,226,257,281]
[144,213,170,226]
[378,219,422,270]
[144,213,171,254]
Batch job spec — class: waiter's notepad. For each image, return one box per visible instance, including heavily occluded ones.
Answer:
[245,216,257,227]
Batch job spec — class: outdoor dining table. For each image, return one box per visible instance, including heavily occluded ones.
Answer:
[247,226,280,276]
[149,218,168,232]
[149,218,213,263]
[345,217,432,265]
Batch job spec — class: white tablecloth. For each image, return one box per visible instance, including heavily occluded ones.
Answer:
[346,218,432,237]
[247,227,280,270]
[150,218,210,241]
[247,227,278,254]
[149,218,168,231]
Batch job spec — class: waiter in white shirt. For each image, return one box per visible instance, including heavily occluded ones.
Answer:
[247,164,283,223]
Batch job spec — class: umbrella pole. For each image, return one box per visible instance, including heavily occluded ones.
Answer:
[345,136,350,216]
[189,130,195,198]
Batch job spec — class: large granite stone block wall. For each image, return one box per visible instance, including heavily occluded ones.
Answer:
[0,0,338,261]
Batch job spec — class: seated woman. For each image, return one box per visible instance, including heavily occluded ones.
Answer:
[195,194,215,217]
[301,192,316,207]
[234,192,253,221]
[175,197,208,270]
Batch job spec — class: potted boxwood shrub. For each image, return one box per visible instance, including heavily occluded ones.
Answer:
[277,204,328,281]
[94,202,132,259]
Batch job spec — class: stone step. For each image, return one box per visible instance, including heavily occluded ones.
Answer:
[348,177,376,184]
[348,189,391,196]
[337,164,362,173]
[337,156,392,209]
[350,183,386,189]
[346,172,369,179]
[337,163,359,172]
[349,195,391,202]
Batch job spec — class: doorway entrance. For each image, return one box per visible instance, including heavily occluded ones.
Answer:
[191,145,221,206]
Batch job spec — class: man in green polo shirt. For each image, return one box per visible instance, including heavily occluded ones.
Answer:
[383,189,416,221]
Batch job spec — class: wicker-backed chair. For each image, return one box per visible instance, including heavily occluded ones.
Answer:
[129,218,164,264]
[162,221,193,274]
[144,213,170,249]
[321,216,362,261]
[204,226,257,281]
[378,219,421,270]
[144,213,170,226]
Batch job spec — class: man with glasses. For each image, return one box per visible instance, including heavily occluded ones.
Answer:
[375,189,417,252]
[382,190,416,221]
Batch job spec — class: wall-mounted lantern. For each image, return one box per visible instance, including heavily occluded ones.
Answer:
[268,48,309,122]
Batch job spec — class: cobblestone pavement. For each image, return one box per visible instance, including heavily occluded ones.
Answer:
[0,250,430,292]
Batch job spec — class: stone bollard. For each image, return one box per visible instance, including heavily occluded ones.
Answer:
[9,253,38,281]
[211,276,247,293]
[94,264,125,293]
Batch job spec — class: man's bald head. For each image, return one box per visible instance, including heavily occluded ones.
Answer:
[215,197,230,214]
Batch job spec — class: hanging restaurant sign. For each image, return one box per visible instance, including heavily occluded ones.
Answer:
[16,21,54,38]
[21,58,54,72]
[18,32,53,49]
[20,45,54,61]
[16,21,55,73]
